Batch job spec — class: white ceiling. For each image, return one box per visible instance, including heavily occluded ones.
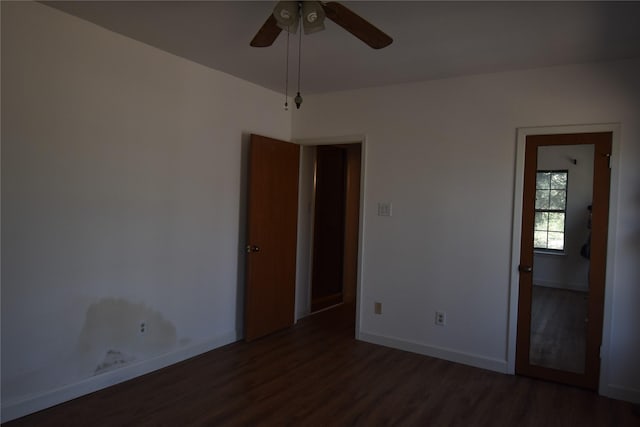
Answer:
[44,1,640,95]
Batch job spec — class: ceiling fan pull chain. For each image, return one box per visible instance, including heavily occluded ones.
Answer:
[295,23,303,109]
[284,25,290,110]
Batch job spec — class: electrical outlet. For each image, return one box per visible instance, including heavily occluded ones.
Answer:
[374,302,382,315]
[140,321,146,334]
[377,202,392,217]
[435,311,446,326]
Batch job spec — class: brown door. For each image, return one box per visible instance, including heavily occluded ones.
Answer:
[516,132,612,389]
[245,134,300,341]
[342,144,362,305]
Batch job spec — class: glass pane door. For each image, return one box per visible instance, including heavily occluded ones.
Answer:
[528,144,594,373]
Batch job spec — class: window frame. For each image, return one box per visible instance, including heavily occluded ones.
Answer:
[534,169,569,253]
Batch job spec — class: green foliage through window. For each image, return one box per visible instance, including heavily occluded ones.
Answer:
[534,170,568,251]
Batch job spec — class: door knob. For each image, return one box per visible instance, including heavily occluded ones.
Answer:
[518,265,533,273]
[246,245,260,253]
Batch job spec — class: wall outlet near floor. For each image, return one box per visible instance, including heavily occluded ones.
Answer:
[139,321,147,334]
[377,202,392,217]
[374,302,382,315]
[435,311,446,326]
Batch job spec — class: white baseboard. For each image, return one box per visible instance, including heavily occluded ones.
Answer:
[1,330,240,423]
[601,384,640,404]
[358,331,508,374]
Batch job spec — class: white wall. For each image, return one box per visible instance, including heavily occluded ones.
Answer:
[533,144,594,291]
[1,1,291,421]
[292,59,640,402]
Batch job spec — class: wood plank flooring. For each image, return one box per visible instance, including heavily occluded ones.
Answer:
[4,304,638,426]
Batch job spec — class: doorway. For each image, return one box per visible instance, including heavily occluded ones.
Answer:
[244,135,363,341]
[514,131,612,390]
[310,144,361,313]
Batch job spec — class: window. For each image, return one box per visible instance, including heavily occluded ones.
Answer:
[534,170,568,251]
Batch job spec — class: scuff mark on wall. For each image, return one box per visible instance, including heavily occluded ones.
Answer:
[77,298,177,376]
[94,349,136,374]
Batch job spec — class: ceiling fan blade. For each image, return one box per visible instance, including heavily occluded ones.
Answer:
[322,2,392,49]
[250,14,283,47]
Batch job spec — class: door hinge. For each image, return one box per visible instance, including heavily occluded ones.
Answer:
[606,153,612,169]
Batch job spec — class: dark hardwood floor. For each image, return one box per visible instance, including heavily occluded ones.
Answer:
[4,303,638,426]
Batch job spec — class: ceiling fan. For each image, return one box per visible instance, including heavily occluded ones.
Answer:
[250,1,393,49]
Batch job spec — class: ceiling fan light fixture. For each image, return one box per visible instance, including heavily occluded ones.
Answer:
[301,1,325,35]
[273,1,299,33]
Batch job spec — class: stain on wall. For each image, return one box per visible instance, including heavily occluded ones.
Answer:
[94,349,136,374]
[77,298,177,375]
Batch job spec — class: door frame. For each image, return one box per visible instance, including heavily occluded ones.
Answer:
[294,134,367,339]
[507,123,621,396]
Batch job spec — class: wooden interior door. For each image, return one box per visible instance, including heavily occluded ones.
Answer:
[342,144,362,305]
[515,132,612,389]
[245,134,300,341]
